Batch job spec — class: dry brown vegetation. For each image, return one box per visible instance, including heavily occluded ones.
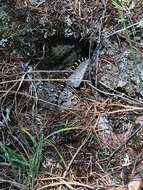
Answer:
[0,0,143,190]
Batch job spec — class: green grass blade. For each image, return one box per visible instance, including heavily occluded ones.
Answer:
[0,144,29,168]
[29,134,44,179]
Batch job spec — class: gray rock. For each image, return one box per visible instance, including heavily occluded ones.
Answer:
[99,42,143,97]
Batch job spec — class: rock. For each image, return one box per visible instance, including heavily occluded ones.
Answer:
[99,44,143,97]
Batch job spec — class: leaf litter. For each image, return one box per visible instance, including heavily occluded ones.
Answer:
[0,0,143,189]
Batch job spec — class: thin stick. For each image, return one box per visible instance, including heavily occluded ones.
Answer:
[37,179,103,190]
[62,133,91,178]
[0,178,24,189]
[107,124,143,163]
[105,19,143,39]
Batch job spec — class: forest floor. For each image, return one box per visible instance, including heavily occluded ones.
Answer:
[0,0,143,190]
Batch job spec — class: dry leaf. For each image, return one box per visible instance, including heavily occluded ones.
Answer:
[128,180,143,190]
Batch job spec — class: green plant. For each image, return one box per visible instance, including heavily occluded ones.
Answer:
[111,0,135,45]
[0,133,44,190]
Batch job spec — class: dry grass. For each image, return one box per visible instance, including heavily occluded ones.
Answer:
[1,0,143,189]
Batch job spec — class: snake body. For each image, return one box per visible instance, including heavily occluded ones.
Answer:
[29,57,88,111]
